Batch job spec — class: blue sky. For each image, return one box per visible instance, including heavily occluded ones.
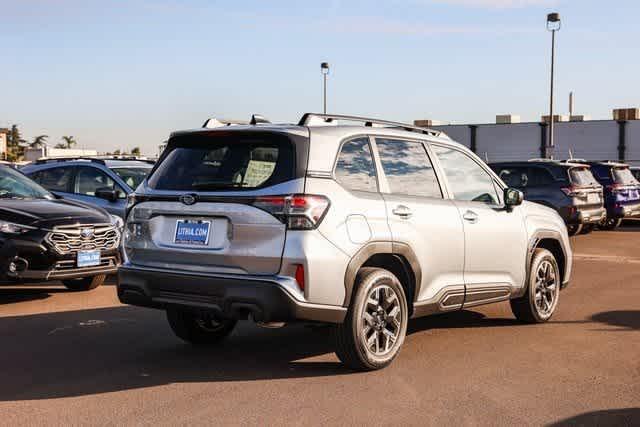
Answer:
[1,0,639,154]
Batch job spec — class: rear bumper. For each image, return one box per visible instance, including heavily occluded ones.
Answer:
[565,206,606,225]
[610,202,640,219]
[117,265,346,324]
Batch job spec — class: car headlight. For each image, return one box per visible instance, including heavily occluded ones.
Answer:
[110,215,124,230]
[0,221,36,235]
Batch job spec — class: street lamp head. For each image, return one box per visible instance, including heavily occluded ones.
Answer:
[321,62,330,75]
[546,12,561,31]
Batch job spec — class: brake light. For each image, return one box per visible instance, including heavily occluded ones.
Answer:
[294,264,305,291]
[251,194,330,230]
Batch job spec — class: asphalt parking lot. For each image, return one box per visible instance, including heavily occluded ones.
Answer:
[0,228,638,426]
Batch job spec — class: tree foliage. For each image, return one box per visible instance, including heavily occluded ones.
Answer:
[6,124,26,162]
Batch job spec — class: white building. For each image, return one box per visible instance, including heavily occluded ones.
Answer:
[23,146,98,162]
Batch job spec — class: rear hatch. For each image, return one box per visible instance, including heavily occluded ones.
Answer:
[565,166,603,209]
[610,166,640,204]
[125,129,308,275]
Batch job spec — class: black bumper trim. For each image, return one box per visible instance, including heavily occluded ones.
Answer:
[117,266,346,324]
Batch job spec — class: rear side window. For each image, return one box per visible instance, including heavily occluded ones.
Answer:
[376,139,442,198]
[528,167,555,186]
[31,167,74,192]
[148,134,295,191]
[569,167,599,186]
[334,138,377,192]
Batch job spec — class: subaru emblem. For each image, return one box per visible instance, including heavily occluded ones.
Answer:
[80,227,95,239]
[180,194,197,206]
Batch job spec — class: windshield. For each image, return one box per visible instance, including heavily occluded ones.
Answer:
[148,135,295,191]
[0,167,52,200]
[569,167,599,186]
[112,167,151,190]
[612,167,639,185]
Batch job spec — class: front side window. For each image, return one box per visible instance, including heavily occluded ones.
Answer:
[432,145,500,204]
[334,138,377,192]
[32,167,74,192]
[496,167,529,188]
[376,139,442,198]
[76,167,124,198]
[0,167,52,200]
[112,167,152,190]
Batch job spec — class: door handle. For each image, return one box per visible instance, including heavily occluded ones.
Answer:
[392,205,413,219]
[463,210,479,224]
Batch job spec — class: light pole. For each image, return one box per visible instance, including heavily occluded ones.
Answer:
[546,12,561,159]
[321,62,330,114]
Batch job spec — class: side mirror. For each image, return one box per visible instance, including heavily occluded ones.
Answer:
[504,187,524,210]
[95,187,119,202]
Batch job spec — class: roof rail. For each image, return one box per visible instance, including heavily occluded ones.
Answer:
[35,157,105,165]
[527,158,558,162]
[298,113,445,138]
[34,156,154,165]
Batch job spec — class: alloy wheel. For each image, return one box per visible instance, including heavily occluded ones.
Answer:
[534,260,559,317]
[361,285,403,356]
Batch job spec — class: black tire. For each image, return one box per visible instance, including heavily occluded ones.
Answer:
[598,217,622,230]
[334,268,408,371]
[580,224,594,234]
[566,224,582,236]
[166,308,237,345]
[62,274,106,291]
[510,248,561,324]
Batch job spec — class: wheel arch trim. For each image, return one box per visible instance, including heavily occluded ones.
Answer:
[343,241,422,307]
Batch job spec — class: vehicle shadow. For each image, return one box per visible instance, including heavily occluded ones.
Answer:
[547,408,640,426]
[0,287,62,305]
[0,306,522,401]
[590,310,640,331]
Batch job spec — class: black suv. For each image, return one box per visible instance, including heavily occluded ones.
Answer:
[490,160,605,235]
[0,165,122,290]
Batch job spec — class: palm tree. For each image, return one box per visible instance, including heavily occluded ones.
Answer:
[61,135,77,149]
[131,146,141,156]
[54,143,68,149]
[30,135,49,148]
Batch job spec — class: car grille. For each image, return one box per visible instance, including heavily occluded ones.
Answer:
[46,224,121,255]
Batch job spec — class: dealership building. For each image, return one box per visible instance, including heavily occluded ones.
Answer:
[421,108,640,166]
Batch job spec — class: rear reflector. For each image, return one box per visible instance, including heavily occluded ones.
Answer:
[294,264,305,291]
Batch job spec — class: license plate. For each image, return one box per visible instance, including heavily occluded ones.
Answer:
[77,250,101,267]
[587,193,599,203]
[174,220,211,246]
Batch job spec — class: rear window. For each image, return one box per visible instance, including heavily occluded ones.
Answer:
[569,167,599,186]
[148,133,296,191]
[612,167,639,185]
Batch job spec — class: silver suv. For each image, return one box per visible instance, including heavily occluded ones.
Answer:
[118,114,572,371]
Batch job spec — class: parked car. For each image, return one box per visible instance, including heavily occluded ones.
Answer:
[0,165,122,290]
[575,161,640,229]
[489,160,604,235]
[118,113,572,371]
[22,157,154,218]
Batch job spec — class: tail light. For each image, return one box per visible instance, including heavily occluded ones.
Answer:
[251,194,330,230]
